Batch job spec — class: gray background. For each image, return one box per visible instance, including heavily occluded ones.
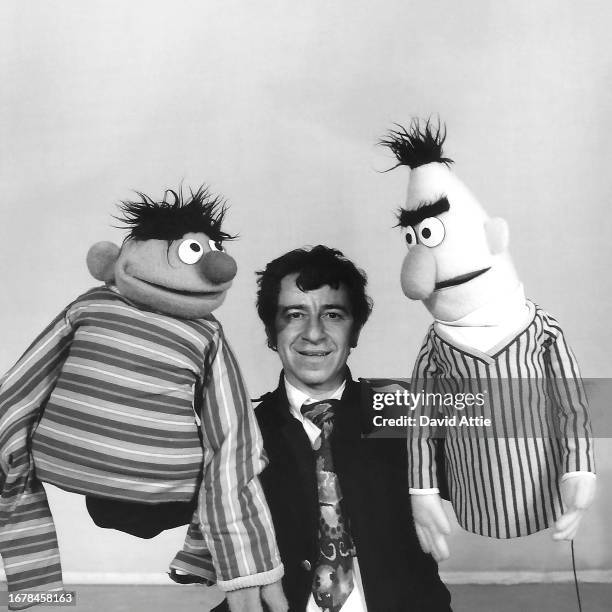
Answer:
[1,0,610,586]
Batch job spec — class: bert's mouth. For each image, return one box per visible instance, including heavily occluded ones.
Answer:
[135,277,224,298]
[435,267,490,291]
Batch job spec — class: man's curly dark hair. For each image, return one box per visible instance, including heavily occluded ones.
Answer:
[256,245,373,350]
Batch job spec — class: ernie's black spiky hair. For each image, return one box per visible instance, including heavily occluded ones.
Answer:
[379,117,454,170]
[116,185,236,243]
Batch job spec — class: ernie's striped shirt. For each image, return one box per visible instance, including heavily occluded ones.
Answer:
[409,301,595,539]
[0,286,282,606]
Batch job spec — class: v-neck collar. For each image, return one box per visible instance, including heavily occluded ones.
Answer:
[432,300,537,364]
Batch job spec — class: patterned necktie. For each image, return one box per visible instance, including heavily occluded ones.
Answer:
[301,399,355,612]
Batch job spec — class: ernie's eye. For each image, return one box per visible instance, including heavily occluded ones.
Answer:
[416,217,445,248]
[178,239,204,264]
[404,226,417,247]
[208,239,225,253]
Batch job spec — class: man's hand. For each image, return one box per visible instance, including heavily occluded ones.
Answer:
[261,581,288,612]
[225,580,288,612]
[552,474,596,541]
[411,493,451,562]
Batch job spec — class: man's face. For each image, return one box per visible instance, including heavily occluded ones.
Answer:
[274,273,355,397]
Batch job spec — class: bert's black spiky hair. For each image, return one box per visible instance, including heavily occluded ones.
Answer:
[116,185,236,243]
[379,117,454,170]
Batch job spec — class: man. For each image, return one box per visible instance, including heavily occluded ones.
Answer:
[216,245,451,611]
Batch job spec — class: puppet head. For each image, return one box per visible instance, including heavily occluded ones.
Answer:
[380,119,520,321]
[86,186,237,319]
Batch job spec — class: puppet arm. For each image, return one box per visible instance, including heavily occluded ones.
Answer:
[196,327,285,604]
[408,329,451,561]
[1,305,75,469]
[0,304,76,602]
[544,320,596,540]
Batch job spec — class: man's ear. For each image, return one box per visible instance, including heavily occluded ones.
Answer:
[485,217,509,255]
[87,241,120,282]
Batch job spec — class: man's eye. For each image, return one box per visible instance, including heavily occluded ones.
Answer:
[209,239,224,252]
[287,312,303,319]
[325,312,343,320]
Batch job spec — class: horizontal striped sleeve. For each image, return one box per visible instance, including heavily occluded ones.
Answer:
[0,304,75,603]
[544,320,595,474]
[0,306,74,449]
[196,328,283,590]
[408,329,441,490]
[169,508,217,585]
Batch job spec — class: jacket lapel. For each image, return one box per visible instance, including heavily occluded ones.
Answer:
[331,379,371,513]
[259,377,319,534]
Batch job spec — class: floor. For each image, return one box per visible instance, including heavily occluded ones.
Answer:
[1,583,610,611]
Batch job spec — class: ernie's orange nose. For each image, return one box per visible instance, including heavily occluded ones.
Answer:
[200,251,238,285]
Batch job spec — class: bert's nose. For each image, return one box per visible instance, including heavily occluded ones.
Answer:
[200,251,238,285]
[400,244,437,300]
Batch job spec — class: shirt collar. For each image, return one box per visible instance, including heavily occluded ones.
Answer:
[285,378,346,424]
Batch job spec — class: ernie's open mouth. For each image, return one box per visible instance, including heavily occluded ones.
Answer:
[435,267,490,291]
[135,277,224,298]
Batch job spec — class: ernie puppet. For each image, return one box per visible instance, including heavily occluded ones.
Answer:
[380,120,596,561]
[0,187,286,611]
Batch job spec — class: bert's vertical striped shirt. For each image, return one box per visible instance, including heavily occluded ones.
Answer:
[0,286,282,605]
[409,302,594,539]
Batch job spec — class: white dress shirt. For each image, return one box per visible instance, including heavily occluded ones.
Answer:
[285,379,368,612]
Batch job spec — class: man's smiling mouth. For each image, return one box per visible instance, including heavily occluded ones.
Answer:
[297,350,331,357]
[434,267,490,291]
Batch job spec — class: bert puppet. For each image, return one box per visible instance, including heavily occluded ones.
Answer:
[380,120,596,562]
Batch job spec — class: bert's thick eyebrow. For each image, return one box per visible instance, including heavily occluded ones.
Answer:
[396,196,450,228]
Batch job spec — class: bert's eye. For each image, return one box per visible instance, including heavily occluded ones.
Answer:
[404,226,417,247]
[208,239,224,253]
[178,239,204,264]
[417,217,445,248]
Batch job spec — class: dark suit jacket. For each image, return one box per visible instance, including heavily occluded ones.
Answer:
[226,374,451,612]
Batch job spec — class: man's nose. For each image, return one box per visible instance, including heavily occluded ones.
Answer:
[302,317,326,343]
[199,251,238,285]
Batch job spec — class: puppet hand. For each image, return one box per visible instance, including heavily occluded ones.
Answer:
[552,473,596,541]
[225,581,288,612]
[411,493,451,562]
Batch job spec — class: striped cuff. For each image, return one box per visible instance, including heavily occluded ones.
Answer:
[169,551,216,585]
[216,564,284,592]
[409,487,440,495]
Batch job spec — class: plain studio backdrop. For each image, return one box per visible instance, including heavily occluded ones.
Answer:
[1,0,611,593]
